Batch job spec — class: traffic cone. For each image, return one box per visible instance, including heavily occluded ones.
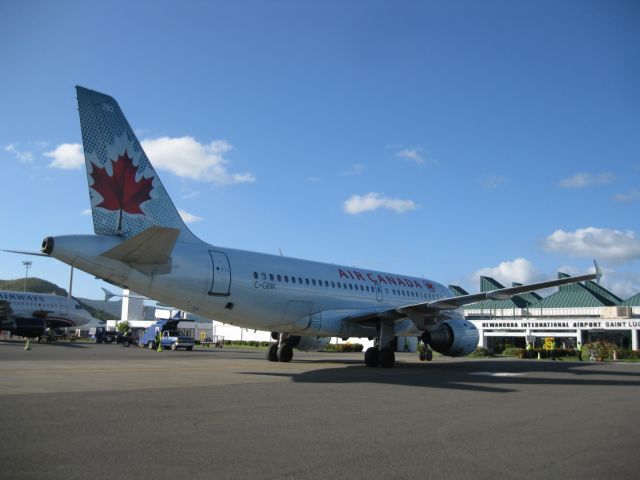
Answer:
[24,339,31,351]
[537,351,541,360]
[157,341,162,352]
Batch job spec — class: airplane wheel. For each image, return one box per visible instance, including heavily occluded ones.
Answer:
[364,347,378,367]
[267,343,278,362]
[378,347,395,368]
[419,351,426,361]
[123,340,130,347]
[277,344,293,362]
[426,349,433,362]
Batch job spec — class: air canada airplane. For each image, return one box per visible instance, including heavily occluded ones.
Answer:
[0,290,94,338]
[39,86,600,367]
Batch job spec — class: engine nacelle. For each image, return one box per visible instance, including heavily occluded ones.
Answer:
[0,317,47,338]
[423,319,479,357]
[286,335,331,352]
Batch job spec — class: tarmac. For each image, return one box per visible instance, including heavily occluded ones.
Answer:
[0,341,638,480]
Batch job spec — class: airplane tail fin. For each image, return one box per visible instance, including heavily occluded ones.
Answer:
[75,86,198,242]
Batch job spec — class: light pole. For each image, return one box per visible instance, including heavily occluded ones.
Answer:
[22,261,32,292]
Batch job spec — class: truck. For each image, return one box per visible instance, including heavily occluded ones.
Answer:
[90,326,118,344]
[138,320,194,351]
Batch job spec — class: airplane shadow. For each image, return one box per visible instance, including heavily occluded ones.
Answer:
[0,340,90,349]
[240,359,640,394]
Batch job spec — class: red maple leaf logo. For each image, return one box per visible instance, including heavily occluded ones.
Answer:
[90,150,153,230]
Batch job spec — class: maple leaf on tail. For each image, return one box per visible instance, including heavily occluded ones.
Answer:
[90,150,154,231]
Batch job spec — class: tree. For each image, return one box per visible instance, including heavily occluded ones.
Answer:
[116,320,130,334]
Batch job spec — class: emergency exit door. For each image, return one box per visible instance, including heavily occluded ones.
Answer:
[209,251,231,296]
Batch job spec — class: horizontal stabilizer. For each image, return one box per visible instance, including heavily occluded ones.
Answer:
[101,226,180,265]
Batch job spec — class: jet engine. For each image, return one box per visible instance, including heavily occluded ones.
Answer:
[286,335,331,352]
[0,317,47,338]
[422,319,479,357]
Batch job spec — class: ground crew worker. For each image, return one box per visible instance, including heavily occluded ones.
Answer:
[403,338,410,352]
[526,342,533,359]
[576,341,583,361]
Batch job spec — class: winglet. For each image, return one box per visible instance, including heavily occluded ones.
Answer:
[594,260,602,285]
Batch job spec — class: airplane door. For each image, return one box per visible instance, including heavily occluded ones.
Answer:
[59,298,68,315]
[375,284,383,302]
[209,251,231,296]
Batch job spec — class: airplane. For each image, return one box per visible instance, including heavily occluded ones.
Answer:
[0,290,94,338]
[37,86,601,367]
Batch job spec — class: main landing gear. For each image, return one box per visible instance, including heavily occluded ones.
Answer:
[418,331,434,362]
[267,332,294,363]
[364,318,396,368]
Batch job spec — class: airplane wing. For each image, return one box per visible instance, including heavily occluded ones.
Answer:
[345,261,602,324]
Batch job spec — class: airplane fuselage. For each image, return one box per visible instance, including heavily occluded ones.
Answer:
[45,234,462,339]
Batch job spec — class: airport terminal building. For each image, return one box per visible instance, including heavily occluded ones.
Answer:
[452,273,640,352]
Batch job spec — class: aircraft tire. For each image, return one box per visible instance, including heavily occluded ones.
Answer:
[364,347,378,367]
[123,340,130,347]
[378,348,395,368]
[267,343,278,362]
[277,344,293,362]
[426,349,433,362]
[419,351,426,361]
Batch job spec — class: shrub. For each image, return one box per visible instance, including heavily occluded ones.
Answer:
[584,340,621,360]
[324,342,363,353]
[502,346,525,357]
[469,347,495,357]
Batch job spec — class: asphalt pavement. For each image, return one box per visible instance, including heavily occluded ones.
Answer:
[0,341,638,480]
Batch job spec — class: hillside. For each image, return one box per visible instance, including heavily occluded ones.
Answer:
[0,277,118,320]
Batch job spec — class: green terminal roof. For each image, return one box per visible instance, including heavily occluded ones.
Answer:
[448,285,469,297]
[529,273,611,308]
[619,292,640,306]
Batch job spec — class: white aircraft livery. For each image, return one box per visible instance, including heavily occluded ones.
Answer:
[0,290,94,338]
[39,86,600,367]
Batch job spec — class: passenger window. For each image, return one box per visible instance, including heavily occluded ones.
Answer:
[337,283,341,289]
[349,284,353,290]
[285,275,289,282]
[261,273,266,280]
[292,277,296,284]
[277,274,282,281]
[331,281,335,288]
[270,274,274,281]
[325,281,329,287]
[305,278,310,285]
[253,272,258,279]
[312,279,316,286]
[366,286,370,292]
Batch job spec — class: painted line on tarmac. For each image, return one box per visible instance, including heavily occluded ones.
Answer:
[468,371,526,377]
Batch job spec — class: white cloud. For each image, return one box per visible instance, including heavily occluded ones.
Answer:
[395,147,424,165]
[80,208,92,216]
[544,227,640,264]
[178,208,203,224]
[470,258,542,287]
[479,175,507,190]
[5,143,34,163]
[340,164,365,176]
[45,143,84,169]
[141,136,255,185]
[558,172,614,189]
[343,192,417,215]
[612,189,640,203]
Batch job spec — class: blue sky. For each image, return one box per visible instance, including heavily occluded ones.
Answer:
[1,0,639,300]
